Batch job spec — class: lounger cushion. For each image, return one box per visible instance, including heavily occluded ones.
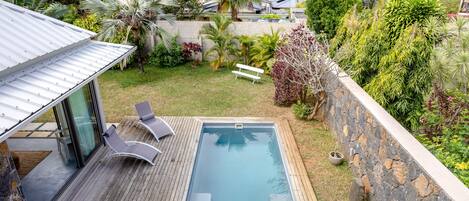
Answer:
[125,143,158,162]
[142,118,174,138]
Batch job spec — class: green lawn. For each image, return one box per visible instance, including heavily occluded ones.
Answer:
[37,63,352,200]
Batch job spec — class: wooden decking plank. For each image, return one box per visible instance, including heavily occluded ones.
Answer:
[153,117,191,200]
[125,121,171,200]
[277,120,304,201]
[176,118,202,201]
[172,117,201,201]
[161,117,196,201]
[160,117,193,201]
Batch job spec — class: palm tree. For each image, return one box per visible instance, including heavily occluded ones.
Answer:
[81,0,169,72]
[6,0,75,21]
[200,14,237,70]
[218,0,260,21]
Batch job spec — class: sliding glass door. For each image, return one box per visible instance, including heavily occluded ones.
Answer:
[66,83,102,164]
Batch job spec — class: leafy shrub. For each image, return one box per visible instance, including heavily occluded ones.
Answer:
[200,15,237,70]
[417,89,469,186]
[431,17,469,94]
[237,35,255,64]
[260,13,281,20]
[174,0,203,20]
[182,42,202,61]
[149,37,184,67]
[330,0,444,128]
[182,42,202,67]
[250,29,281,74]
[73,14,101,33]
[271,60,304,106]
[44,3,79,23]
[305,0,360,39]
[292,101,312,120]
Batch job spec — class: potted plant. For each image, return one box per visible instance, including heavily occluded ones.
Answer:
[329,145,344,166]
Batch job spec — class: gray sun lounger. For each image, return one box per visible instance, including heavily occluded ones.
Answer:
[135,101,175,142]
[101,125,161,166]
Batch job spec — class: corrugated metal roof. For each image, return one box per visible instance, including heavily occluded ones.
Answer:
[0,0,96,73]
[0,41,135,140]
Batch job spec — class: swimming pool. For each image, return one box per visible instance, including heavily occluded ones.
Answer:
[187,123,293,201]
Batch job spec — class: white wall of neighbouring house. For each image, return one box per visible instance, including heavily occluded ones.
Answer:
[157,20,300,60]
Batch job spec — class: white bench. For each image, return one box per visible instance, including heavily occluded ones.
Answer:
[232,64,264,84]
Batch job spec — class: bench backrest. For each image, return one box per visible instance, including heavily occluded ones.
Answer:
[236,64,264,74]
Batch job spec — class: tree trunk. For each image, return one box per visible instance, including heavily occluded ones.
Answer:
[217,0,226,12]
[136,46,145,73]
[231,4,239,21]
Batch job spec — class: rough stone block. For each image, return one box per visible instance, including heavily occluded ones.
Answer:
[392,161,407,185]
[350,178,368,201]
[413,174,433,197]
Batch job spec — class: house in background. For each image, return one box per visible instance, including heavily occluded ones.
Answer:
[0,1,135,200]
[461,0,469,15]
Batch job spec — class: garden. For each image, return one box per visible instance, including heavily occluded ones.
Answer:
[14,0,469,199]
[308,0,468,186]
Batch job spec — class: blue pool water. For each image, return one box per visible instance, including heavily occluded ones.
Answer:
[187,124,293,201]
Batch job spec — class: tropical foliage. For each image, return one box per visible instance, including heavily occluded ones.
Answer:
[417,89,469,186]
[292,101,312,120]
[416,17,469,186]
[330,0,444,129]
[81,0,170,72]
[271,60,304,106]
[260,13,281,20]
[73,13,101,32]
[431,17,469,94]
[237,35,255,64]
[179,0,202,19]
[200,14,237,70]
[250,29,281,74]
[7,0,78,23]
[149,36,184,67]
[305,0,360,39]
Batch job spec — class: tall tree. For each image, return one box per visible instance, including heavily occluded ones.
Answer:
[81,0,170,72]
[218,0,260,21]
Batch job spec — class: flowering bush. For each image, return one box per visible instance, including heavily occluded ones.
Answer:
[271,60,304,106]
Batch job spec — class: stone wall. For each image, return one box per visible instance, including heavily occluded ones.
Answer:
[0,142,23,201]
[320,71,469,201]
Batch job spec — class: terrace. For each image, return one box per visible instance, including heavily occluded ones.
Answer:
[56,117,316,201]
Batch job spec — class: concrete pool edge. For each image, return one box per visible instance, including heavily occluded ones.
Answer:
[194,117,318,201]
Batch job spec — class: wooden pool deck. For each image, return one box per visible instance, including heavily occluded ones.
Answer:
[57,117,317,201]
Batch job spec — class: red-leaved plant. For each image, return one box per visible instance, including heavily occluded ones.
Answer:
[182,42,202,67]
